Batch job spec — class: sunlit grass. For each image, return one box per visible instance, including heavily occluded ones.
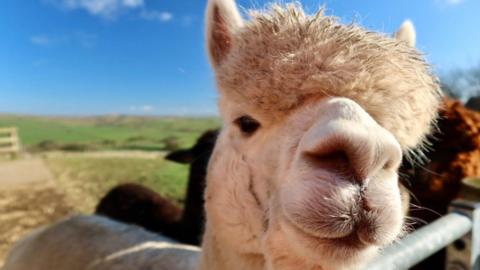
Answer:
[46,155,189,213]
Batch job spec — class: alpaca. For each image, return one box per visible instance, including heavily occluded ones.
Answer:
[3,1,441,270]
[200,1,441,270]
[95,183,183,238]
[165,129,218,244]
[2,215,200,270]
[95,130,218,245]
[401,97,480,270]
[404,98,480,224]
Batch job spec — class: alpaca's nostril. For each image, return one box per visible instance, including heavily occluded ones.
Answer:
[301,121,403,186]
[299,99,403,186]
[306,150,349,167]
[304,150,360,183]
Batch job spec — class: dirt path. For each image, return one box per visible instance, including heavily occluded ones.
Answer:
[0,158,54,189]
[0,151,170,266]
[0,158,75,267]
[44,150,166,160]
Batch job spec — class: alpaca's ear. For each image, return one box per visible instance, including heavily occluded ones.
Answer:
[395,20,416,47]
[206,0,243,67]
[165,149,194,164]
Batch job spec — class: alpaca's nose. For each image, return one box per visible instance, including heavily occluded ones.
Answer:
[300,98,402,185]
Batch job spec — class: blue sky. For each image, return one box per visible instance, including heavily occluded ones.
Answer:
[1,0,479,116]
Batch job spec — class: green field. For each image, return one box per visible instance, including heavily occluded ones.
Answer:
[0,115,221,211]
[46,155,189,212]
[0,115,220,152]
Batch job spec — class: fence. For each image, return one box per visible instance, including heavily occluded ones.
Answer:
[0,127,21,158]
[367,199,480,270]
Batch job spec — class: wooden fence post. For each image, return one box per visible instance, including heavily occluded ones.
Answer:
[0,127,21,159]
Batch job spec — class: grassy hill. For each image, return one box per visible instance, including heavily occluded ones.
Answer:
[0,115,221,152]
[0,114,221,210]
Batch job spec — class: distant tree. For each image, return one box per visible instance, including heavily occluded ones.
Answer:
[441,63,480,100]
[441,81,461,99]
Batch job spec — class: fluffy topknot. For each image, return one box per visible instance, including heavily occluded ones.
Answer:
[213,3,442,156]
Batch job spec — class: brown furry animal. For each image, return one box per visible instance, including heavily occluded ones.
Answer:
[95,183,182,236]
[95,130,218,245]
[165,129,218,243]
[400,98,480,269]
[403,98,480,222]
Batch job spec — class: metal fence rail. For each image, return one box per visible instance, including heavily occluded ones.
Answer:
[368,213,471,269]
[367,199,480,270]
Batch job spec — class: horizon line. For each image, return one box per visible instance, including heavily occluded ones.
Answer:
[0,112,220,118]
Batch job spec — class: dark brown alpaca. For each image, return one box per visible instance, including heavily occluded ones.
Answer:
[400,98,480,269]
[402,98,480,223]
[95,129,218,245]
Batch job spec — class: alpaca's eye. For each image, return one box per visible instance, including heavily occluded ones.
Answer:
[234,115,260,135]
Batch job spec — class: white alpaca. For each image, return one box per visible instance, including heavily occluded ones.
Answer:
[2,215,200,270]
[200,1,440,270]
[3,2,440,270]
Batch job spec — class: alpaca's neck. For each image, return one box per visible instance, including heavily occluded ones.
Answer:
[198,228,265,270]
[199,224,333,270]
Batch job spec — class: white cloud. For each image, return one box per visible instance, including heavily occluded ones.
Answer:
[31,35,54,46]
[123,0,143,8]
[446,0,464,5]
[48,0,177,22]
[140,10,173,22]
[140,105,154,112]
[30,34,69,46]
[30,32,97,48]
[129,105,155,113]
[128,104,218,116]
[50,0,144,19]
